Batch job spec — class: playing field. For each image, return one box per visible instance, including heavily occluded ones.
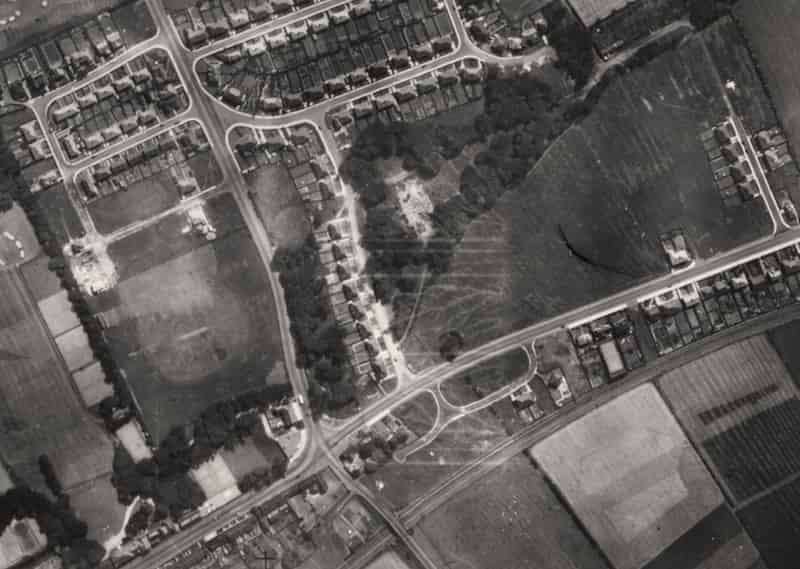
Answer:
[0,205,40,268]
[95,193,290,442]
[659,335,800,503]
[532,384,725,569]
[416,453,609,569]
[0,269,113,491]
[402,34,772,370]
[735,0,800,152]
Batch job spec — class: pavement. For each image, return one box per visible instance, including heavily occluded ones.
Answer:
[19,2,800,568]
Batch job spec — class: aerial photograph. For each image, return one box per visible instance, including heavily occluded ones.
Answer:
[2,0,800,569]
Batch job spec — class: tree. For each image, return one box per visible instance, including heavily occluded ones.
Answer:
[439,331,464,362]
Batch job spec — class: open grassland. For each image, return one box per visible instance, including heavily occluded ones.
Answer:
[245,165,311,251]
[392,391,438,438]
[532,384,724,569]
[701,17,776,133]
[659,335,800,503]
[96,193,289,442]
[415,453,609,569]
[439,347,530,406]
[0,0,155,58]
[735,0,800,151]
[361,406,508,509]
[0,269,113,491]
[402,34,772,370]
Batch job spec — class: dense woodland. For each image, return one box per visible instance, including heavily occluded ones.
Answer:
[272,238,356,415]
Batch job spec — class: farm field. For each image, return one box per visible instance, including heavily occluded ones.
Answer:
[658,335,800,503]
[531,384,728,569]
[438,347,530,406]
[360,405,508,509]
[739,475,800,569]
[0,0,155,57]
[245,165,311,251]
[93,192,290,442]
[767,318,800,387]
[400,34,773,370]
[415,453,609,569]
[735,1,800,151]
[0,269,113,492]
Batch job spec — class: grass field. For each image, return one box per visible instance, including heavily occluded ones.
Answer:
[391,391,437,438]
[438,348,529,406]
[401,34,772,370]
[96,193,290,442]
[532,384,724,569]
[0,205,40,268]
[416,453,609,569]
[361,406,508,509]
[659,335,800,503]
[245,165,311,251]
[0,269,113,491]
[68,473,127,545]
[35,184,86,247]
[735,1,800,151]
[0,0,155,59]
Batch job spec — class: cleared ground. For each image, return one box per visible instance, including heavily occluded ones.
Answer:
[659,335,800,503]
[416,453,609,569]
[735,1,800,152]
[0,269,113,491]
[532,384,724,569]
[402,34,772,370]
[95,193,289,442]
[439,347,530,406]
[245,165,311,250]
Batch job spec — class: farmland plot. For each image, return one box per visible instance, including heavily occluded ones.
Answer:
[416,453,609,569]
[659,335,800,503]
[402,34,772,370]
[532,384,735,569]
[0,269,113,491]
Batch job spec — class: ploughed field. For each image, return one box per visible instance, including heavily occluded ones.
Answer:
[89,192,290,442]
[401,33,773,370]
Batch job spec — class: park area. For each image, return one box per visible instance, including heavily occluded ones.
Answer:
[399,33,773,370]
[531,384,759,569]
[658,335,800,504]
[90,192,290,442]
[415,453,609,569]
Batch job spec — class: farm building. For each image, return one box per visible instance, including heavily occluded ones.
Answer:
[72,361,112,407]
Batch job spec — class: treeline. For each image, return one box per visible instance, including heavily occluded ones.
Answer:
[0,486,104,569]
[272,237,355,415]
[112,388,289,519]
[541,1,596,88]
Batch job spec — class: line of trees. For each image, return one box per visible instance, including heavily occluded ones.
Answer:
[271,237,356,415]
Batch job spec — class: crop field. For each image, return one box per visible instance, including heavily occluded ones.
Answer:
[739,475,800,569]
[658,335,800,503]
[401,34,772,370]
[439,348,530,406]
[0,269,113,491]
[532,384,725,569]
[416,453,609,569]
[361,405,508,509]
[735,1,800,151]
[95,193,290,442]
[768,318,800,387]
[245,165,311,250]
